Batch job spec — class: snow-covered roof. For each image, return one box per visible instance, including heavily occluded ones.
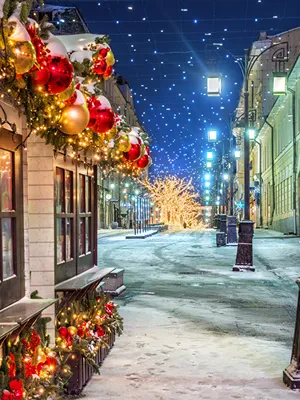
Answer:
[58,33,105,52]
[40,5,72,12]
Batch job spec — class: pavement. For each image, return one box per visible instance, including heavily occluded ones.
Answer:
[84,228,300,399]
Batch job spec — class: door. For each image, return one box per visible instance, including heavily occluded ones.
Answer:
[55,155,96,284]
[0,129,24,309]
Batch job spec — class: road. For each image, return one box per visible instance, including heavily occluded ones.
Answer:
[85,229,300,399]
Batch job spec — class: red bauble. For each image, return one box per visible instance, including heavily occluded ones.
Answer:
[58,326,68,338]
[146,146,150,154]
[136,154,150,169]
[2,390,14,400]
[123,143,141,161]
[93,59,107,75]
[103,65,113,79]
[88,98,115,134]
[77,327,84,338]
[64,91,77,106]
[45,56,74,95]
[96,326,105,337]
[46,355,57,370]
[30,66,50,87]
[99,48,110,58]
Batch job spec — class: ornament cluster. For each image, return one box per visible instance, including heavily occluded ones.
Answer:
[0,0,152,176]
[56,292,123,371]
[0,324,71,400]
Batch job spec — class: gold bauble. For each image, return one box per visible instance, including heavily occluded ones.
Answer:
[105,126,118,141]
[68,326,78,336]
[37,347,47,364]
[106,50,115,66]
[59,81,76,102]
[12,41,36,74]
[59,104,90,135]
[118,135,131,152]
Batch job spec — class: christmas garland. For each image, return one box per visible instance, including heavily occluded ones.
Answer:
[0,0,152,176]
[0,320,71,399]
[56,292,123,372]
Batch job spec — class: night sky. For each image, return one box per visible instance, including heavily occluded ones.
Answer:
[52,0,300,190]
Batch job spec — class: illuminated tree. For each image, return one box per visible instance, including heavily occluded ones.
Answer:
[142,176,203,228]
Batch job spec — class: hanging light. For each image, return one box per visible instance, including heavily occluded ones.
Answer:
[223,173,229,181]
[204,173,211,181]
[248,128,256,140]
[234,149,241,159]
[208,129,217,142]
[273,72,287,96]
[207,75,221,96]
[207,151,213,160]
[207,161,212,168]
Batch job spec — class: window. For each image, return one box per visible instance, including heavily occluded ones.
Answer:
[79,174,92,256]
[55,168,74,264]
[55,158,96,284]
[0,149,15,280]
[0,130,23,309]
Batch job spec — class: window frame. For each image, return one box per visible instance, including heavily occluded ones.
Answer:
[0,129,24,309]
[54,155,96,284]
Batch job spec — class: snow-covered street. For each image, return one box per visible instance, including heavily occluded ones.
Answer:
[84,229,300,399]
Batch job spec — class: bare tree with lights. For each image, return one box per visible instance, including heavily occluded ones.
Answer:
[142,176,203,228]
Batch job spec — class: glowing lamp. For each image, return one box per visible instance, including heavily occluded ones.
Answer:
[208,129,217,142]
[234,149,241,159]
[205,181,211,188]
[207,151,213,160]
[204,173,211,181]
[106,193,112,200]
[205,196,210,201]
[207,161,212,168]
[207,75,221,96]
[248,128,256,140]
[223,173,229,181]
[273,72,287,96]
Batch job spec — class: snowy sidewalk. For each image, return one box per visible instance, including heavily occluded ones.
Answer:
[85,229,299,399]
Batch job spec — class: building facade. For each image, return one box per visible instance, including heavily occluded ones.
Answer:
[233,27,300,232]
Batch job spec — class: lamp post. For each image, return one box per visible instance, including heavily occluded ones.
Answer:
[206,42,288,271]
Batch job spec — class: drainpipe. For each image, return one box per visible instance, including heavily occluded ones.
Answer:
[265,120,276,226]
[287,87,297,235]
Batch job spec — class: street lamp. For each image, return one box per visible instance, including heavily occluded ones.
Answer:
[273,72,287,96]
[207,151,213,160]
[234,149,241,159]
[208,129,217,142]
[207,75,221,96]
[207,41,289,271]
[248,128,256,140]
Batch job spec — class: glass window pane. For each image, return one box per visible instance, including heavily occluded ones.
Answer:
[86,176,92,213]
[79,174,85,214]
[79,217,85,255]
[65,171,73,214]
[0,150,13,211]
[2,218,14,279]
[56,168,64,213]
[66,218,73,261]
[57,218,65,263]
[86,217,91,253]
